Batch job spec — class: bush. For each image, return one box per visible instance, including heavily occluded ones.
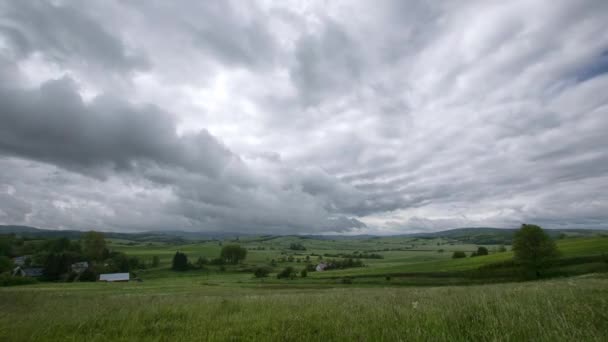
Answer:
[452,251,466,259]
[79,268,97,282]
[341,277,353,284]
[253,267,270,278]
[476,246,489,256]
[0,273,38,287]
[300,269,307,278]
[277,267,296,279]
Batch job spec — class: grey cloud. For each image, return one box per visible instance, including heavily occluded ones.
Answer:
[0,76,367,233]
[290,20,363,106]
[2,0,608,234]
[0,77,235,179]
[0,0,147,71]
[0,192,31,222]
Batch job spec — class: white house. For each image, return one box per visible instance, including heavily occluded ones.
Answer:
[99,273,130,282]
[315,263,328,272]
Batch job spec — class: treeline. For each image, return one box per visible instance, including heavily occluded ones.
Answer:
[0,231,147,285]
[171,244,248,271]
[321,258,364,270]
[323,252,383,259]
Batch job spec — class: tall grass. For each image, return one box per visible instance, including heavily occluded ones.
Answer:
[2,275,607,341]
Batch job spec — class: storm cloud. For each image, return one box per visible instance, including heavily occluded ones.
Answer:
[1,0,607,233]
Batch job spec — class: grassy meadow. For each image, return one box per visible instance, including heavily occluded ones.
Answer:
[2,233,608,341]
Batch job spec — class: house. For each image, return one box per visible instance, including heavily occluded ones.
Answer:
[12,255,32,267]
[316,262,328,272]
[99,273,130,282]
[71,262,89,274]
[12,266,44,277]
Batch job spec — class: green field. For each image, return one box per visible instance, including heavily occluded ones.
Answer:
[1,275,607,341]
[2,234,608,341]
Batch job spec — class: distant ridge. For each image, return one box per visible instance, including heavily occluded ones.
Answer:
[1,224,606,244]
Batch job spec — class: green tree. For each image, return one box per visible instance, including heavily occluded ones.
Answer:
[471,246,489,257]
[220,245,247,264]
[172,252,189,271]
[82,231,106,261]
[452,251,466,259]
[512,224,559,277]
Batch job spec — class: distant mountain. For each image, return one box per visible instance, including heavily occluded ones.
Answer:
[0,225,260,243]
[2,224,606,244]
[409,227,608,244]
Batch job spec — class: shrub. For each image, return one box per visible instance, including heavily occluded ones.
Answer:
[476,246,489,256]
[0,273,38,287]
[79,268,97,282]
[300,269,307,278]
[253,267,270,278]
[452,251,466,259]
[277,267,296,279]
[341,277,353,284]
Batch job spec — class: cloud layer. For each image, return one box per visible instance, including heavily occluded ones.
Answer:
[1,0,607,233]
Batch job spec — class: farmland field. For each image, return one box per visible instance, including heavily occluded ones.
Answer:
[1,275,607,341]
[2,234,608,341]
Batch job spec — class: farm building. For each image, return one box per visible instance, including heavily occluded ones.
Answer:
[99,273,130,282]
[12,266,44,277]
[71,261,89,274]
[316,263,328,272]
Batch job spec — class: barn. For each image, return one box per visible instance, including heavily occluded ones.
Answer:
[99,273,130,282]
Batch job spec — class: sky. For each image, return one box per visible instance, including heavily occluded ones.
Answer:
[0,0,607,234]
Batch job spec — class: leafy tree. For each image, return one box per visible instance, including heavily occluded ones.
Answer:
[220,245,247,264]
[452,251,466,259]
[512,224,559,277]
[172,251,189,271]
[471,246,489,257]
[82,231,106,261]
